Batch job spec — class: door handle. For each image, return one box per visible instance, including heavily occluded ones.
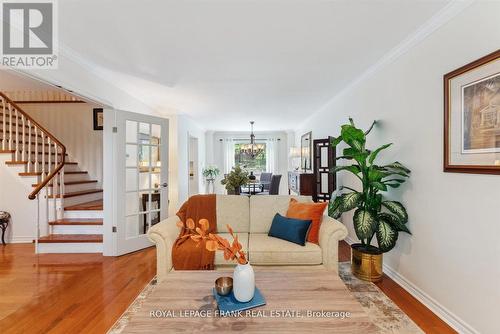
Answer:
[161,182,168,188]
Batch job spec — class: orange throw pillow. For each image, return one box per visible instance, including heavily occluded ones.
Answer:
[286,198,327,244]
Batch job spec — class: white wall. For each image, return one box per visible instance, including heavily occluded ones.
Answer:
[0,154,39,242]
[294,3,500,333]
[206,131,289,194]
[22,103,103,184]
[167,114,206,215]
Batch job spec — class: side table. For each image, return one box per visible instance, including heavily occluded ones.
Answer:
[0,211,10,245]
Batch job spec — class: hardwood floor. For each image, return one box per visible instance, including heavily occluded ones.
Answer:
[0,242,456,334]
[0,244,156,334]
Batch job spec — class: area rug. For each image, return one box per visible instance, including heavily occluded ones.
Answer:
[108,262,422,333]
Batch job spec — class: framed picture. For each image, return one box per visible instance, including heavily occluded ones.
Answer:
[444,50,500,174]
[301,131,312,172]
[93,108,103,130]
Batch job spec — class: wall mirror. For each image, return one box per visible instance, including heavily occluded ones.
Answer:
[301,131,312,172]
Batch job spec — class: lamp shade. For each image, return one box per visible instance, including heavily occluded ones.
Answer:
[289,146,301,158]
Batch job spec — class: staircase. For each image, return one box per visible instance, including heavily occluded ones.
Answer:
[0,92,103,253]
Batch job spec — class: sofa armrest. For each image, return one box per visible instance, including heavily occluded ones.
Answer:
[148,215,181,281]
[318,215,348,272]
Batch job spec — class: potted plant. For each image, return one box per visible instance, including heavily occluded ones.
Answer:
[221,166,249,195]
[202,165,220,193]
[177,219,254,302]
[329,118,411,282]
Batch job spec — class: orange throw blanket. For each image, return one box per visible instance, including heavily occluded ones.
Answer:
[172,194,217,270]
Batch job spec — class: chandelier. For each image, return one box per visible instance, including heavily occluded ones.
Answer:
[239,121,265,158]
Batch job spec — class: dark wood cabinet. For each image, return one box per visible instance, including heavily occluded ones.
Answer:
[313,137,336,202]
[288,171,314,196]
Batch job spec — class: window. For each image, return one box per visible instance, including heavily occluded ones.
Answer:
[234,143,266,174]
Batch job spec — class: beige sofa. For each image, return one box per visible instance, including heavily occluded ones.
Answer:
[148,195,348,281]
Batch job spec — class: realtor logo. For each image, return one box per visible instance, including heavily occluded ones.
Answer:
[1,0,58,68]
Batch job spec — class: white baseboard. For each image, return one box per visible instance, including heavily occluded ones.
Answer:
[342,235,478,334]
[344,236,356,245]
[6,236,34,243]
[37,242,103,253]
[382,264,478,334]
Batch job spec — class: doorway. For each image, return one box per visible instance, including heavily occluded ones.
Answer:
[188,135,199,197]
[103,109,169,256]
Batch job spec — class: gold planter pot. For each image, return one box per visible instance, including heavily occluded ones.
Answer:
[351,244,383,282]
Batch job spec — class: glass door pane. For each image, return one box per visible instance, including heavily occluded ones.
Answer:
[112,109,168,256]
[124,118,164,239]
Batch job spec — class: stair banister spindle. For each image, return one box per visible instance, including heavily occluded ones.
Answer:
[15,109,19,161]
[41,132,45,176]
[34,127,38,172]
[2,98,5,150]
[28,120,32,171]
[53,143,57,197]
[60,166,64,204]
[45,185,49,239]
[48,137,52,196]
[22,116,26,161]
[0,92,66,200]
[8,104,12,150]
[47,137,51,182]
[53,143,58,217]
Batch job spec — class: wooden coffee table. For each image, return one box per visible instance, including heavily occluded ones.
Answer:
[120,269,379,333]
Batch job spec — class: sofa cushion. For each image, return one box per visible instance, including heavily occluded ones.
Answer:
[268,213,311,246]
[216,195,250,232]
[214,233,249,265]
[286,199,328,244]
[249,195,313,233]
[248,233,322,265]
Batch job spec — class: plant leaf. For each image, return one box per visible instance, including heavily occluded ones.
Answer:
[382,179,406,184]
[382,201,408,223]
[328,195,343,219]
[376,220,398,252]
[341,124,366,149]
[353,209,377,240]
[206,240,218,251]
[339,192,363,212]
[368,168,384,182]
[330,136,342,147]
[383,161,411,174]
[331,165,360,175]
[378,212,411,234]
[186,218,195,230]
[199,219,209,231]
[368,143,392,164]
[226,224,234,236]
[190,235,202,242]
[372,181,387,191]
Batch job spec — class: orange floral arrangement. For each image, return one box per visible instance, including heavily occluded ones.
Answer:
[176,219,247,265]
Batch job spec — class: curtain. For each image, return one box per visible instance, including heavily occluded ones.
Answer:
[223,139,235,174]
[266,138,279,174]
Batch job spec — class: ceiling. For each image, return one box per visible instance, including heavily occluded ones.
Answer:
[55,1,450,130]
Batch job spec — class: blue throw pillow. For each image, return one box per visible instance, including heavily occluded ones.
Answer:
[268,213,312,246]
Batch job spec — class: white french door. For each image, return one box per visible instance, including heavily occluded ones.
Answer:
[104,109,168,256]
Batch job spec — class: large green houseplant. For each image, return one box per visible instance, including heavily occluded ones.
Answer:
[329,118,411,281]
[221,166,249,195]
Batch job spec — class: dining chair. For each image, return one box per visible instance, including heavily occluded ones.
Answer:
[259,172,273,191]
[257,175,281,195]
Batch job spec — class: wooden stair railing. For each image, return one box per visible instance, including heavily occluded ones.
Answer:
[0,91,66,200]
